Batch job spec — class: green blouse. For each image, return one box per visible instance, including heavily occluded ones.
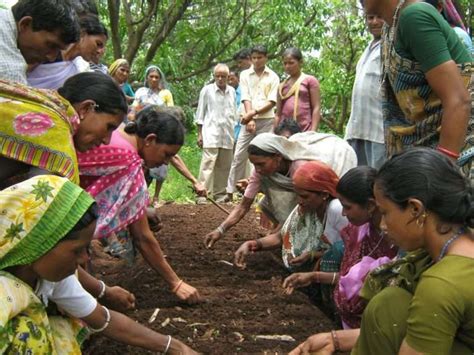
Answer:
[396,2,472,72]
[406,255,474,353]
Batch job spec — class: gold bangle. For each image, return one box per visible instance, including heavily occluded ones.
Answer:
[331,272,337,285]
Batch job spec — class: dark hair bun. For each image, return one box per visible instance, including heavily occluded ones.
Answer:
[124,121,138,134]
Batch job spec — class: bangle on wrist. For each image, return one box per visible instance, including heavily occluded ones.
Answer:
[331,272,337,285]
[331,330,341,352]
[216,224,226,235]
[97,280,106,299]
[172,279,183,293]
[163,335,172,354]
[255,238,263,251]
[437,146,459,159]
[89,306,111,333]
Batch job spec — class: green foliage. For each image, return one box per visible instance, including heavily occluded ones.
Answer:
[97,0,368,135]
[307,0,368,134]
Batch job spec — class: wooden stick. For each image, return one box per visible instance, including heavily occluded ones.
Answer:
[189,185,231,215]
[206,196,231,215]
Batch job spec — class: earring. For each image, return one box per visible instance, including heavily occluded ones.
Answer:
[416,212,427,228]
[79,115,84,121]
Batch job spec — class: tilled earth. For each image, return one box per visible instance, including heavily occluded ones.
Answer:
[84,204,336,354]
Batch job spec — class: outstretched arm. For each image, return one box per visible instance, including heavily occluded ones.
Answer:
[170,155,206,196]
[83,305,197,354]
[204,196,254,249]
[129,214,202,304]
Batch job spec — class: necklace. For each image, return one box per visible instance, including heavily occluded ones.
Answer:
[365,230,386,259]
[381,0,406,85]
[437,227,465,262]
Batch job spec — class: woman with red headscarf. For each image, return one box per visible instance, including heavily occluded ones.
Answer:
[233,161,348,276]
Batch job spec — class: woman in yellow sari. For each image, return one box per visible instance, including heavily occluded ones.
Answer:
[0,175,197,354]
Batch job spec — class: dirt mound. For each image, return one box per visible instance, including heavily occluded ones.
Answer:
[84,204,336,354]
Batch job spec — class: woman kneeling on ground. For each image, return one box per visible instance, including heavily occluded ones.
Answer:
[234,161,348,308]
[78,106,202,304]
[0,175,196,354]
[290,148,474,354]
[283,166,398,329]
[204,132,357,249]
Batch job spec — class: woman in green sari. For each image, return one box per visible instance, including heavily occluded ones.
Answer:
[0,175,196,354]
[289,148,474,354]
[364,0,473,176]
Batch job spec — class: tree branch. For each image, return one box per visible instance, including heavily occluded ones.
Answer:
[144,0,192,65]
[171,1,253,81]
[124,0,160,65]
[107,0,122,59]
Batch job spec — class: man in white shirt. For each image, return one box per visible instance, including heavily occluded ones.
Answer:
[226,45,280,200]
[196,64,237,202]
[0,0,80,84]
[344,6,385,168]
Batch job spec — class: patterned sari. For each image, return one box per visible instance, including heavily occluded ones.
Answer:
[382,30,474,177]
[0,272,87,354]
[333,223,398,329]
[0,175,96,354]
[78,130,149,239]
[0,79,80,185]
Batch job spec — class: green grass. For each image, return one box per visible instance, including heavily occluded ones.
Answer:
[149,131,202,203]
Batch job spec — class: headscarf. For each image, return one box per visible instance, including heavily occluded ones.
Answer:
[0,79,81,185]
[143,65,168,90]
[249,132,357,177]
[292,160,339,197]
[0,175,95,270]
[108,59,129,78]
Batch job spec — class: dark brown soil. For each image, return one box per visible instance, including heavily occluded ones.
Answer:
[84,204,336,354]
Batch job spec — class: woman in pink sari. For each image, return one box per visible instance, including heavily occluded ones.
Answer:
[283,166,398,328]
[275,47,321,132]
[78,107,202,304]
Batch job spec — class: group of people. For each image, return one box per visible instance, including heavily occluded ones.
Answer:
[195,45,324,204]
[200,0,474,354]
[0,0,472,354]
[0,0,202,353]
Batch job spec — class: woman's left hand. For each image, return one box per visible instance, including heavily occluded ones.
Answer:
[193,181,207,197]
[103,285,136,312]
